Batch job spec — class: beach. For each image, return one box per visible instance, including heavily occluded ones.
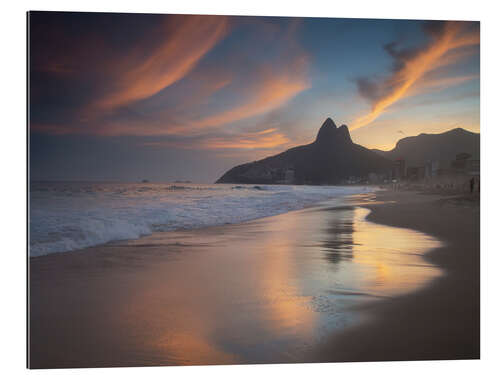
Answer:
[28,189,479,368]
[315,190,480,362]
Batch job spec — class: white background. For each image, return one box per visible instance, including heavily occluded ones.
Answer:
[1,1,499,374]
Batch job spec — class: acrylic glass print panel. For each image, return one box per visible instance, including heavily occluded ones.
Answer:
[28,11,480,368]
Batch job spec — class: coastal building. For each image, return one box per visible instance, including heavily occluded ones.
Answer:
[466,159,480,176]
[345,176,363,184]
[451,153,480,176]
[392,159,406,180]
[368,172,390,184]
[417,153,481,192]
[407,166,425,181]
[451,152,472,170]
[425,160,440,178]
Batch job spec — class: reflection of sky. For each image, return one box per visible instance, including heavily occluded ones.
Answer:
[118,201,441,364]
[30,194,443,366]
[29,13,479,182]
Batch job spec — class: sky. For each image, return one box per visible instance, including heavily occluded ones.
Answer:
[29,12,480,182]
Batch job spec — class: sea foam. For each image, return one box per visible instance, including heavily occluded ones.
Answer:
[29,182,373,256]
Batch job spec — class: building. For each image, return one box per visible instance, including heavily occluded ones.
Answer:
[425,160,440,178]
[392,159,406,180]
[407,166,425,181]
[466,159,480,176]
[451,153,480,176]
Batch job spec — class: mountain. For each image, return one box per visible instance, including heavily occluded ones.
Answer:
[216,118,392,185]
[372,128,480,168]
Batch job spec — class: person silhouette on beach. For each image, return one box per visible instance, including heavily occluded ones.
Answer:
[470,177,475,193]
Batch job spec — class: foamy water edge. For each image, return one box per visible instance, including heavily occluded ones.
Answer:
[29,182,375,257]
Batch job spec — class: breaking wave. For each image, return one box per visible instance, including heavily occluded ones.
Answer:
[29,182,373,256]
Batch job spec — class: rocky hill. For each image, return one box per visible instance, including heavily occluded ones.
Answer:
[372,128,480,168]
[216,118,392,185]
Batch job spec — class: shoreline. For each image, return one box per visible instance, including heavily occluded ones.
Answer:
[28,189,479,368]
[28,184,374,258]
[314,189,480,362]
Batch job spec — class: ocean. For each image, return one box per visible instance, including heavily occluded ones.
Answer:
[29,182,373,257]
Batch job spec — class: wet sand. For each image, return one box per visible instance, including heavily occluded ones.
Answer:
[314,190,480,362]
[28,190,479,368]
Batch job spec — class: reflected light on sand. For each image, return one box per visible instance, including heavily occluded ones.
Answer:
[87,198,442,366]
[351,207,442,296]
[256,211,315,335]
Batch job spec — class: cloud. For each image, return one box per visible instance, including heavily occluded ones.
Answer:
[95,16,229,110]
[198,128,291,150]
[165,57,310,135]
[144,128,291,150]
[56,53,309,138]
[351,21,479,130]
[32,17,310,143]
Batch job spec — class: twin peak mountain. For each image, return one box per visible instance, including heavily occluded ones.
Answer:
[216,118,391,185]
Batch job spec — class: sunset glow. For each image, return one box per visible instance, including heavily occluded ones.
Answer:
[96,16,229,110]
[351,21,480,130]
[29,13,479,182]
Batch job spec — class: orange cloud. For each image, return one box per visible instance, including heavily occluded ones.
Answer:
[166,58,310,135]
[201,128,290,150]
[351,21,479,130]
[92,56,310,138]
[199,76,308,129]
[96,16,228,110]
[32,17,310,143]
[33,57,309,139]
[143,128,291,150]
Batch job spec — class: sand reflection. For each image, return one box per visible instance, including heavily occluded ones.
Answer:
[30,196,443,367]
[134,202,441,364]
[350,207,442,296]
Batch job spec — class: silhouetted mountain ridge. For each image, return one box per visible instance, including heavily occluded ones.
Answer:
[216,118,391,185]
[372,127,479,168]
